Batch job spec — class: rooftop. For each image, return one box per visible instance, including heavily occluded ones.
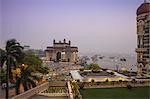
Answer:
[137,1,150,15]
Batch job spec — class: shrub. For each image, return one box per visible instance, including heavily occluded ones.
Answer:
[119,80,122,83]
[92,70,100,73]
[78,82,85,89]
[84,63,100,70]
[109,72,114,75]
[127,84,132,90]
[102,68,107,71]
[105,79,109,82]
[131,79,136,83]
[91,79,95,83]
[79,68,84,71]
[77,79,80,82]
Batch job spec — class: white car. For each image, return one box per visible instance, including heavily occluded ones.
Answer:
[2,83,15,89]
[46,76,52,81]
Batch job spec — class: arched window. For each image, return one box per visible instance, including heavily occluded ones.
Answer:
[137,20,144,34]
[56,52,61,62]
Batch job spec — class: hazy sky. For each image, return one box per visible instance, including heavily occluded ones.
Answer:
[0,0,146,54]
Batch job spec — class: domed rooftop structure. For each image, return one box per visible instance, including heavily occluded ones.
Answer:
[137,1,150,15]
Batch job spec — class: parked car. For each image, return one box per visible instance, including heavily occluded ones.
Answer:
[46,76,53,81]
[2,83,16,89]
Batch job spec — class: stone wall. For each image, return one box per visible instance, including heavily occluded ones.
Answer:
[11,82,49,99]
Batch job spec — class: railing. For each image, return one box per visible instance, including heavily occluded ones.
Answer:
[11,82,73,99]
[11,81,73,99]
[11,82,49,99]
[135,48,147,52]
[67,81,74,99]
[38,93,68,97]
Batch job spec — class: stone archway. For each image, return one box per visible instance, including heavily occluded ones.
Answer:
[50,57,52,61]
[68,58,70,62]
[56,52,61,62]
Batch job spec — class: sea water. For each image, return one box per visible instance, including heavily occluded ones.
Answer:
[80,53,137,72]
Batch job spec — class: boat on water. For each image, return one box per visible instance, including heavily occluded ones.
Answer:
[99,56,104,59]
[120,58,126,61]
[82,56,90,61]
[109,56,115,59]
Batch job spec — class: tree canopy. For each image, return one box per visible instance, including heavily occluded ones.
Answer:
[18,50,42,72]
[21,51,42,65]
[84,63,100,70]
[0,39,49,97]
[0,39,24,99]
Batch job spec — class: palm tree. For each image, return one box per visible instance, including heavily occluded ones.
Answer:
[15,66,36,95]
[0,39,24,99]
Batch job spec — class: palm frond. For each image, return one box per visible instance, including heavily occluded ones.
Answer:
[6,39,17,51]
[0,49,7,67]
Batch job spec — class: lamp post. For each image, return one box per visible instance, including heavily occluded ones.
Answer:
[6,55,10,99]
[114,59,119,72]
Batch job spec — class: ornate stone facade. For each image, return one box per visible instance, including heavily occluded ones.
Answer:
[136,0,150,77]
[45,39,78,63]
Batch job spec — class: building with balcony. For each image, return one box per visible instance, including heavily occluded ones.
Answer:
[136,0,150,77]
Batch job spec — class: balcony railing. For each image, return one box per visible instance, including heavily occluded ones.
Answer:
[135,48,147,52]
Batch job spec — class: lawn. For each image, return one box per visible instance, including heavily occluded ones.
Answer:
[80,86,150,99]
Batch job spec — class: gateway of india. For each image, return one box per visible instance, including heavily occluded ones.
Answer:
[45,39,78,63]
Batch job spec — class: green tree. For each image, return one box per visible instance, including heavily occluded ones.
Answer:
[71,81,79,98]
[38,66,49,74]
[84,63,100,71]
[0,68,6,84]
[15,66,36,94]
[19,51,42,72]
[0,39,24,99]
[78,82,85,89]
[20,51,49,74]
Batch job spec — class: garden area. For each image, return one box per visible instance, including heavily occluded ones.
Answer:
[79,63,115,78]
[80,86,149,99]
[42,87,68,93]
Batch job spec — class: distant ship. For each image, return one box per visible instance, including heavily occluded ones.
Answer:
[82,56,90,61]
[99,56,104,59]
[109,57,115,59]
[120,58,126,61]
